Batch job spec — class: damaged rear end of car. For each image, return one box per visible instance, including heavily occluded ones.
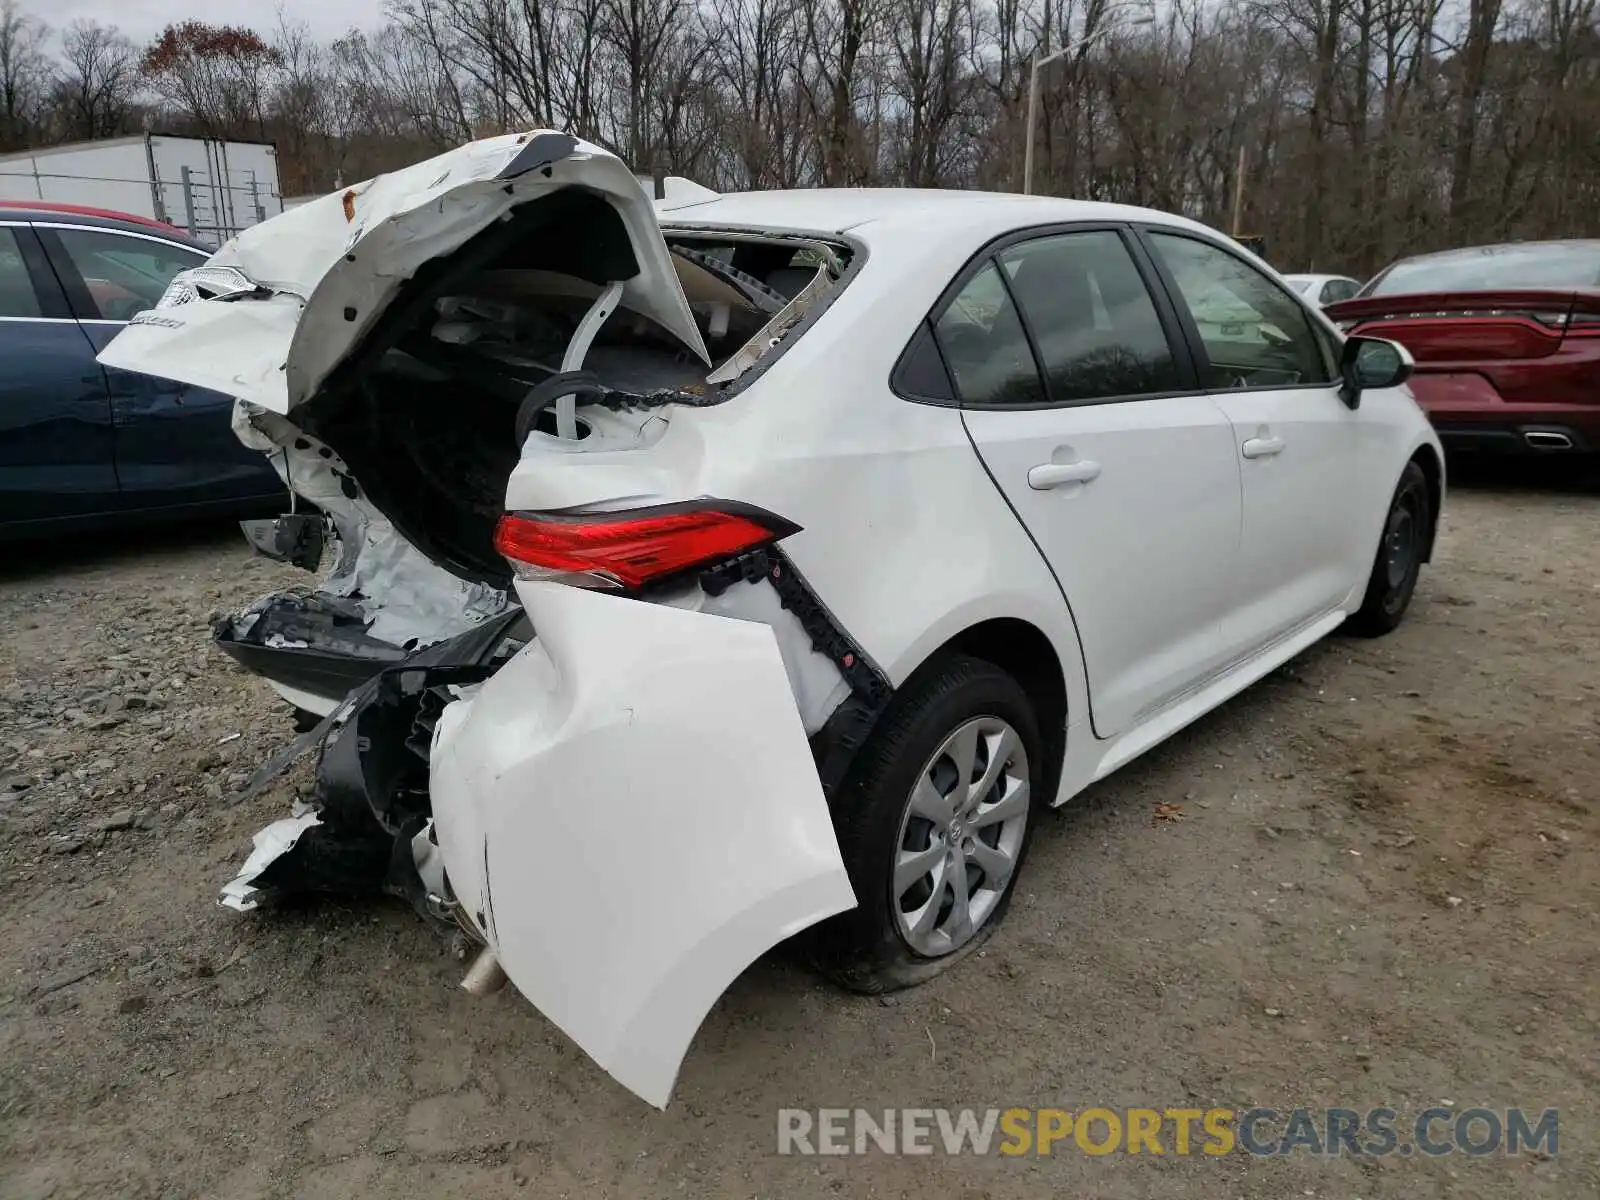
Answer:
[98,131,866,1107]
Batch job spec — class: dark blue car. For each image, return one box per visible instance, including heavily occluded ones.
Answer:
[0,202,285,541]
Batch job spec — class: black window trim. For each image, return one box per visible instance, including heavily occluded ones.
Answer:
[891,220,1203,411]
[0,223,72,319]
[1132,224,1342,394]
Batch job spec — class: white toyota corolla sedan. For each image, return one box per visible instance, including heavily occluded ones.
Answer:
[100,132,1443,1108]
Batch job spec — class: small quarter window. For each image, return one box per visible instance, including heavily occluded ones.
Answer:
[893,320,955,403]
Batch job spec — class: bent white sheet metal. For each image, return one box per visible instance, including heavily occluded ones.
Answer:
[95,131,708,413]
[429,580,856,1107]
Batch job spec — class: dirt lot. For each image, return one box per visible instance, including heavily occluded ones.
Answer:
[1,476,1596,1199]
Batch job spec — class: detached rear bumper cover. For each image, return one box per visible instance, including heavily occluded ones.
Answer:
[429,581,855,1108]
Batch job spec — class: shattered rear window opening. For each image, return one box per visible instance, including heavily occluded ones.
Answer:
[411,227,854,418]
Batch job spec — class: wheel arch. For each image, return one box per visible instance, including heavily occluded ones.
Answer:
[1410,443,1444,561]
[916,617,1069,808]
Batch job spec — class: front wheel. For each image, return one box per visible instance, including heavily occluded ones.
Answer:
[808,655,1042,993]
[1346,460,1431,637]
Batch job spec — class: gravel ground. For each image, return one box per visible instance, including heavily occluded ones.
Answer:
[1,477,1597,1199]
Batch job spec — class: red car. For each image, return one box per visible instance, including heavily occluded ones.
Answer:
[1326,240,1600,457]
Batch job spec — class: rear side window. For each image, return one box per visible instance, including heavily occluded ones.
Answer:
[0,228,42,318]
[998,230,1180,403]
[1147,232,1334,389]
[50,228,204,320]
[1323,278,1359,304]
[933,260,1045,407]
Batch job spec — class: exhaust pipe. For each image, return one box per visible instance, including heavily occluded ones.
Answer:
[460,947,508,995]
[1524,430,1574,450]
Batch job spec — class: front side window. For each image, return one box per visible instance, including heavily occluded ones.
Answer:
[0,228,42,318]
[933,260,1046,407]
[1147,231,1334,389]
[51,228,204,321]
[998,230,1181,403]
[1322,279,1358,304]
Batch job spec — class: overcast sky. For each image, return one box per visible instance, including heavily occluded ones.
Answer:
[18,0,390,45]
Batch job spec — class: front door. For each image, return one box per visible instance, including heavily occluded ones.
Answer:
[0,223,118,529]
[948,227,1243,737]
[1141,230,1360,652]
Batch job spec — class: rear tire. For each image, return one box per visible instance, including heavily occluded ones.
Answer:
[808,654,1042,993]
[1346,460,1430,637]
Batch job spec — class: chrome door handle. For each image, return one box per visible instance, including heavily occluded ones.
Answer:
[1028,460,1102,489]
[1241,436,1285,459]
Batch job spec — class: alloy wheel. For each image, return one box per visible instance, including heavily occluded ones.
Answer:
[892,716,1030,957]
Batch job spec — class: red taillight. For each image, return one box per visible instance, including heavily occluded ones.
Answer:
[494,502,799,590]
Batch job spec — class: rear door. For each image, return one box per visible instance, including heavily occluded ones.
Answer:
[1141,229,1360,653]
[0,222,119,529]
[39,223,283,508]
[948,226,1243,737]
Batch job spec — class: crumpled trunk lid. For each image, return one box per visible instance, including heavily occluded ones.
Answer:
[95,131,708,412]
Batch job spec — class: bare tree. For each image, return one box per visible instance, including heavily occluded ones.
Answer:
[0,0,1596,277]
[55,21,138,141]
[797,0,884,183]
[142,22,285,140]
[0,0,49,150]
[886,0,973,185]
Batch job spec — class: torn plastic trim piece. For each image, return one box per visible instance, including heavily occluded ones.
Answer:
[700,546,889,708]
[213,592,412,711]
[221,807,323,911]
[221,609,527,916]
[705,262,834,385]
[699,546,892,796]
[670,245,789,315]
[228,607,527,812]
[239,513,327,570]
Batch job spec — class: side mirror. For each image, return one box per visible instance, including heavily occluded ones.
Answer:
[1339,336,1413,409]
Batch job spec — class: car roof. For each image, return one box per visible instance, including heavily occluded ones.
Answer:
[0,200,206,246]
[1284,273,1351,284]
[657,187,1218,244]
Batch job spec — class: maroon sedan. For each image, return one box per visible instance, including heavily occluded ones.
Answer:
[1326,240,1600,458]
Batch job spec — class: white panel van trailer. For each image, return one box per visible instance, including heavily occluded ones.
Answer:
[0,134,284,246]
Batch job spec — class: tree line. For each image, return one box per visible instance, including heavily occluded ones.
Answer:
[1,0,1596,274]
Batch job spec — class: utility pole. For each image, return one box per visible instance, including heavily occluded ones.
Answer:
[1022,8,1155,195]
[1231,144,1247,237]
[1023,20,1050,196]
